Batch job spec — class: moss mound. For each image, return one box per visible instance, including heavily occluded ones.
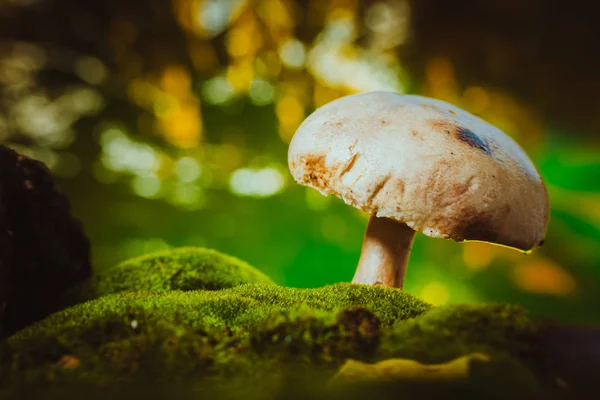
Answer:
[0,283,559,398]
[77,247,274,301]
[10,283,431,343]
[0,246,567,398]
[384,302,536,363]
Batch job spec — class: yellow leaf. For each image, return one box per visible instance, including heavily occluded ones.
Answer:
[329,353,490,386]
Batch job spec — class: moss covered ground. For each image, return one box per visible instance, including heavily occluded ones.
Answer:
[0,247,567,399]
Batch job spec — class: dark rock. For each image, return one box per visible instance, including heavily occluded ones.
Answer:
[0,145,91,336]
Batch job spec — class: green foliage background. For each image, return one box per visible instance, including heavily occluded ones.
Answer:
[0,0,598,323]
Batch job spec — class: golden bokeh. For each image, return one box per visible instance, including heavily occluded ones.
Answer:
[511,258,576,296]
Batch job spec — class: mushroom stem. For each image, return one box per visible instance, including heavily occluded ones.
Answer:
[352,216,415,289]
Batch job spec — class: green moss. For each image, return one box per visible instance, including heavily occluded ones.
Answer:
[2,283,431,392]
[11,283,430,342]
[381,303,536,363]
[77,247,274,301]
[0,282,558,399]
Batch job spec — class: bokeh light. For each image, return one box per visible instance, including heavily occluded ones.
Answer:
[1,0,598,325]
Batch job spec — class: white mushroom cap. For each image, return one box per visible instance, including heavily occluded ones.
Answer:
[288,92,549,251]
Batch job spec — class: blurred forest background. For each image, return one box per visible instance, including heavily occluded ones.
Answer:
[0,0,598,323]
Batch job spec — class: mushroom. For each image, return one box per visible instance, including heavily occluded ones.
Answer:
[288,92,549,289]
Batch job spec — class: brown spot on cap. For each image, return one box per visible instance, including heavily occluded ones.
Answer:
[429,119,491,155]
[457,209,499,243]
[324,119,345,128]
[452,182,470,197]
[463,217,497,242]
[456,127,491,155]
[297,154,332,190]
[365,174,391,210]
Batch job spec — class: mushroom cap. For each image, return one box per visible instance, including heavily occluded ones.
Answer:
[288,92,549,251]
